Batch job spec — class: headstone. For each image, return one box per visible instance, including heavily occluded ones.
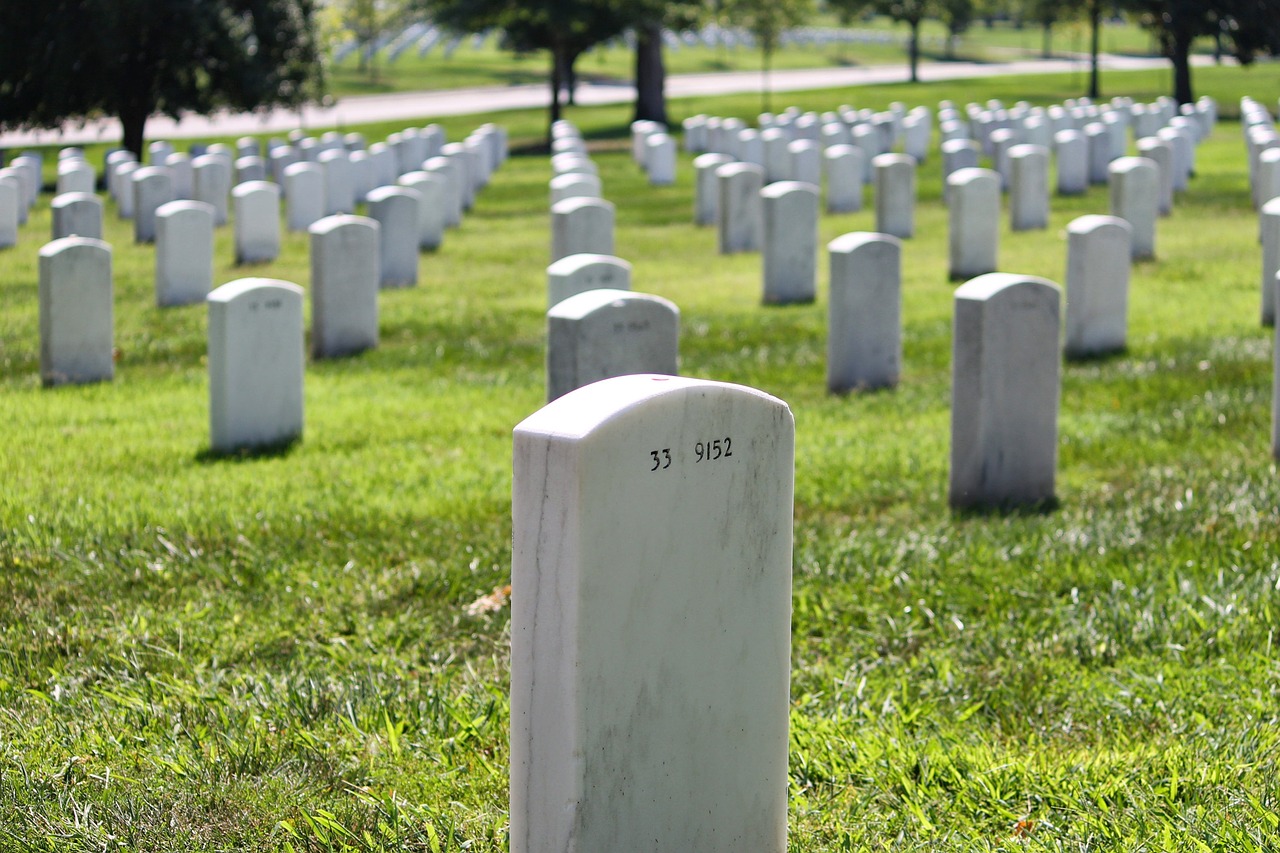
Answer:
[694,153,733,226]
[547,253,632,308]
[940,138,980,202]
[1158,125,1192,191]
[1085,123,1111,185]
[787,140,821,187]
[511,374,792,853]
[165,152,194,200]
[132,166,174,243]
[737,129,765,169]
[234,155,266,185]
[683,114,708,152]
[207,278,304,453]
[1063,214,1132,358]
[631,120,663,167]
[546,290,680,401]
[39,237,113,386]
[761,181,818,305]
[1136,136,1174,217]
[365,185,420,288]
[949,273,1061,509]
[824,145,864,213]
[1108,156,1158,260]
[397,171,449,251]
[989,128,1017,188]
[762,128,792,184]
[0,178,17,248]
[440,143,474,210]
[549,172,602,206]
[309,215,381,359]
[873,154,915,240]
[114,162,139,219]
[192,155,231,225]
[155,200,216,307]
[647,133,677,186]
[349,150,373,204]
[551,197,615,263]
[947,168,1000,280]
[827,232,902,392]
[56,159,95,196]
[232,181,281,264]
[12,154,40,208]
[424,156,463,228]
[51,192,103,240]
[318,148,356,216]
[1008,144,1049,231]
[283,162,324,232]
[851,124,879,183]
[717,162,765,254]
[1054,130,1087,196]
[1262,197,1280,326]
[269,145,299,187]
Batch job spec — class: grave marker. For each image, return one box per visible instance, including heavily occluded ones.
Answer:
[39,237,113,386]
[1064,215,1132,358]
[1108,156,1158,260]
[365,185,420,288]
[155,200,216,307]
[547,253,632,308]
[827,232,902,392]
[551,197,615,263]
[761,181,818,305]
[947,168,1000,280]
[717,162,765,253]
[511,374,793,853]
[232,181,281,264]
[309,215,381,358]
[51,192,103,240]
[546,290,679,401]
[873,154,915,239]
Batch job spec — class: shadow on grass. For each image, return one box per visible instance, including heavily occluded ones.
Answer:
[1066,346,1129,365]
[950,496,1061,519]
[195,437,301,464]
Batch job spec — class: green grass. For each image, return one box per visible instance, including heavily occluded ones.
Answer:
[4,63,1280,849]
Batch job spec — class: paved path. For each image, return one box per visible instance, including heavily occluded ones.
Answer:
[0,53,1180,148]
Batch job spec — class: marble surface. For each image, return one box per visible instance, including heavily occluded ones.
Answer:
[716,162,764,254]
[761,181,818,305]
[1065,215,1132,358]
[365,186,420,288]
[1009,144,1049,231]
[827,231,902,392]
[551,197,615,263]
[873,153,915,240]
[232,181,281,264]
[545,289,678,401]
[947,167,1000,281]
[309,215,380,359]
[512,374,793,853]
[1263,198,1280,327]
[155,201,215,307]
[51,192,102,241]
[39,237,113,386]
[950,273,1061,508]
[1108,156,1158,260]
[546,253,631,309]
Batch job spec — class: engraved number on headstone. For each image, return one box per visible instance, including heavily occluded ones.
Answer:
[649,448,673,471]
[695,437,733,462]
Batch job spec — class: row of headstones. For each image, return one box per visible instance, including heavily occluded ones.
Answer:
[507,269,1076,850]
[1242,98,1280,328]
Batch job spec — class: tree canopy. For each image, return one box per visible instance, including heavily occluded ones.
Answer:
[0,0,324,159]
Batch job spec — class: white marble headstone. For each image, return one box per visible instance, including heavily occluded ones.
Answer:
[155,200,215,307]
[511,374,793,853]
[309,214,381,358]
[947,167,1000,281]
[192,155,231,226]
[546,252,631,308]
[132,167,174,243]
[283,162,324,232]
[949,273,1061,508]
[1262,197,1280,327]
[232,181,281,264]
[717,162,765,254]
[1064,214,1132,358]
[1108,156,1158,260]
[365,185,420,288]
[873,153,915,240]
[546,289,679,401]
[51,192,103,240]
[824,145,864,213]
[207,278,304,452]
[1008,144,1049,231]
[761,181,818,305]
[397,171,448,251]
[827,231,902,392]
[551,197,615,263]
[39,237,113,386]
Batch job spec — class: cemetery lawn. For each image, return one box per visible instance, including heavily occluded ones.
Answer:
[4,63,1280,850]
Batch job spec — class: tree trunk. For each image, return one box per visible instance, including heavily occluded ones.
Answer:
[762,47,772,114]
[1042,22,1052,58]
[908,19,920,83]
[1088,0,1101,99]
[1170,29,1194,104]
[548,50,563,140]
[118,99,149,161]
[633,22,668,125]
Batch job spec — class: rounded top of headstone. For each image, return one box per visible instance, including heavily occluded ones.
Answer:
[283,161,320,177]
[941,138,980,154]
[547,253,632,277]
[872,153,914,168]
[787,139,818,152]
[516,374,788,442]
[132,165,172,181]
[1262,196,1280,216]
[947,166,999,188]
[1054,129,1083,143]
[1262,148,1280,165]
[424,156,454,171]
[1109,156,1156,174]
[39,236,111,257]
[694,152,734,168]
[547,288,677,322]
[156,199,215,219]
[551,196,614,215]
[823,144,858,159]
[207,277,303,305]
[308,213,379,236]
[761,180,818,199]
[366,184,420,203]
[827,231,902,254]
[550,172,601,189]
[1067,214,1133,236]
[51,191,99,207]
[317,148,349,163]
[715,161,765,179]
[1008,143,1049,159]
[955,272,1060,303]
[231,180,279,197]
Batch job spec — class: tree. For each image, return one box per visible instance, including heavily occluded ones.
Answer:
[631,1,704,126]
[1130,0,1280,103]
[1021,0,1067,56]
[722,0,814,111]
[938,0,975,58]
[0,0,324,160]
[342,0,416,79]
[421,0,629,132]
[831,0,930,82]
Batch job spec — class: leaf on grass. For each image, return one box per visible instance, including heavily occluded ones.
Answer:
[465,584,511,616]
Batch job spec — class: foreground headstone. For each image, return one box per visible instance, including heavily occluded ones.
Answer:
[547,253,632,308]
[207,278,304,453]
[873,154,915,240]
[551,197,615,263]
[309,215,381,358]
[949,273,1061,509]
[761,181,818,305]
[546,289,679,401]
[827,232,902,392]
[232,181,281,264]
[717,162,765,253]
[39,237,113,386]
[51,192,103,240]
[365,185,420,288]
[1108,156,1158,260]
[1262,197,1280,326]
[511,374,793,853]
[155,200,215,307]
[947,168,1000,280]
[1064,215,1133,358]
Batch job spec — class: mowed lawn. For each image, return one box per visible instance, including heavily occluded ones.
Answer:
[3,64,1280,850]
